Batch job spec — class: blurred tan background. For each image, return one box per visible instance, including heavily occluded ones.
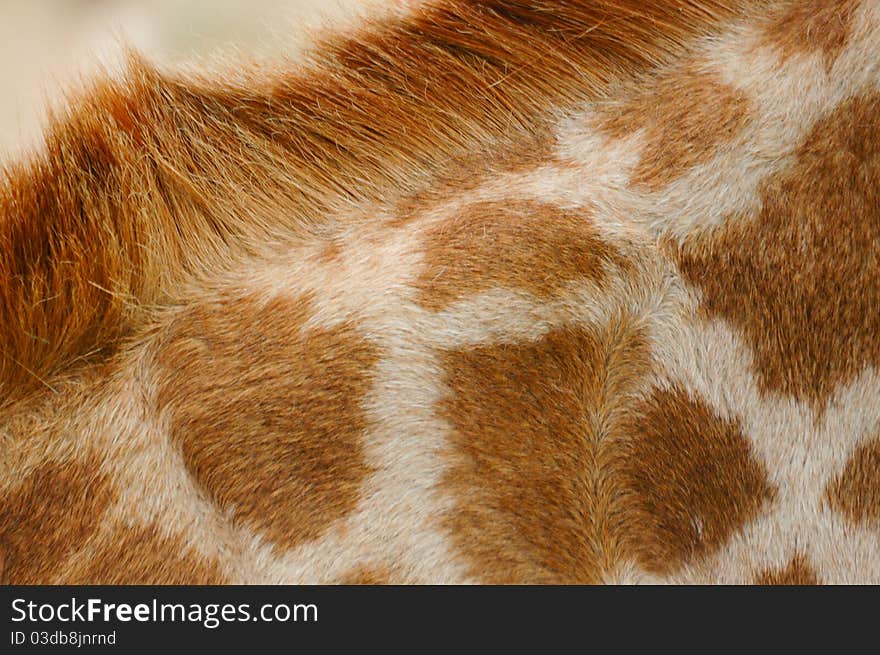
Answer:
[0,0,400,160]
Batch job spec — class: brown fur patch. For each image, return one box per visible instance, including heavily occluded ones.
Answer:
[0,1,749,406]
[156,292,378,551]
[416,201,627,311]
[673,92,880,410]
[340,565,394,585]
[825,438,880,527]
[65,524,225,584]
[0,459,115,584]
[439,319,651,583]
[760,0,860,72]
[386,133,557,230]
[598,65,751,190]
[318,240,344,264]
[756,553,820,585]
[620,386,775,575]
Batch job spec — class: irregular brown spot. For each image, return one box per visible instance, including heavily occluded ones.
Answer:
[65,524,225,584]
[439,319,652,584]
[598,66,750,190]
[825,438,880,527]
[340,565,394,585]
[318,240,343,263]
[157,292,378,551]
[756,553,820,585]
[0,459,115,584]
[760,0,860,72]
[674,92,880,410]
[387,132,557,230]
[417,201,627,311]
[621,386,775,575]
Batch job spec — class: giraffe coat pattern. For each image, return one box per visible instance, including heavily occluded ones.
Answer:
[1,0,879,584]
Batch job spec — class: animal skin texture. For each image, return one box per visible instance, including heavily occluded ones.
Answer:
[0,0,879,584]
